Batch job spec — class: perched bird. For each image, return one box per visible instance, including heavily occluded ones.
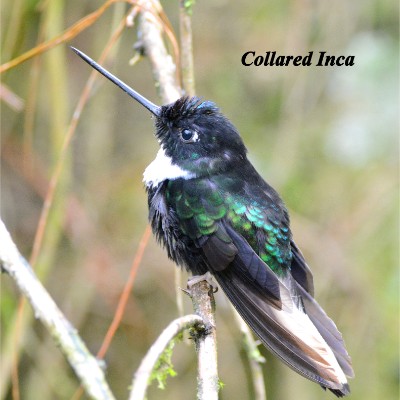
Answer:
[72,47,354,396]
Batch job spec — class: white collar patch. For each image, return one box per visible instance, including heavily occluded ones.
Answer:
[143,148,196,188]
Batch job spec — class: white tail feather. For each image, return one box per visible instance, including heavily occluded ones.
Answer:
[272,293,348,385]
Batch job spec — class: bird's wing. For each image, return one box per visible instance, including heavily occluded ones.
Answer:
[215,223,350,396]
[290,240,315,295]
[167,177,350,395]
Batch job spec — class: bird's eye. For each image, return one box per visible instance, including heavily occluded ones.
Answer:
[180,128,197,143]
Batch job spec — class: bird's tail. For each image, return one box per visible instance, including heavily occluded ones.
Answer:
[214,262,352,397]
[297,284,354,379]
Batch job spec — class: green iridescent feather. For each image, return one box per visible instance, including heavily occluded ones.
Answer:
[166,178,291,275]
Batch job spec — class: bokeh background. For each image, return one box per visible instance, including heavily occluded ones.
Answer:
[1,0,398,399]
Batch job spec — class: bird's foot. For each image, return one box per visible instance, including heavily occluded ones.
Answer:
[181,272,217,333]
[187,271,218,293]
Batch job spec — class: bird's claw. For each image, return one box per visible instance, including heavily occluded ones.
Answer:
[187,272,218,294]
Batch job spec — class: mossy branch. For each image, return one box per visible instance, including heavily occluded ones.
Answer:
[0,219,115,400]
[129,314,204,399]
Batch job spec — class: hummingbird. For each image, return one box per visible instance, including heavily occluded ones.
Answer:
[72,47,354,396]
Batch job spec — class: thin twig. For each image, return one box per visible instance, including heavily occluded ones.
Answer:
[0,220,116,400]
[97,225,152,358]
[129,314,204,400]
[0,0,120,74]
[29,20,125,270]
[0,83,24,111]
[174,268,185,317]
[232,307,267,400]
[179,0,196,96]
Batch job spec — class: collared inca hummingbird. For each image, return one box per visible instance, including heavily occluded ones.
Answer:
[72,47,354,396]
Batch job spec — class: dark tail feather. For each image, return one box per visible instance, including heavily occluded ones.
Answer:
[296,284,354,378]
[329,384,351,397]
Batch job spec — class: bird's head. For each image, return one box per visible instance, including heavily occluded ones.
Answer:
[72,48,247,179]
[155,96,247,176]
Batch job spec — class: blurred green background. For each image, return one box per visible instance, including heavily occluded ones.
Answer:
[1,0,398,399]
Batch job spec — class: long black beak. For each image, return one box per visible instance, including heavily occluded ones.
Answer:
[71,47,161,117]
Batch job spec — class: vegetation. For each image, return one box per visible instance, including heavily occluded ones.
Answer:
[1,0,398,399]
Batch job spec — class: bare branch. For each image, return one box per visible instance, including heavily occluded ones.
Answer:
[138,0,181,103]
[189,280,219,400]
[232,307,267,400]
[179,0,196,96]
[0,220,115,400]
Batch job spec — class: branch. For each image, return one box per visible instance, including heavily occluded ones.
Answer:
[0,220,115,400]
[232,307,267,400]
[129,314,204,400]
[189,280,219,400]
[179,0,196,95]
[0,0,120,74]
[137,5,219,399]
[138,0,181,103]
